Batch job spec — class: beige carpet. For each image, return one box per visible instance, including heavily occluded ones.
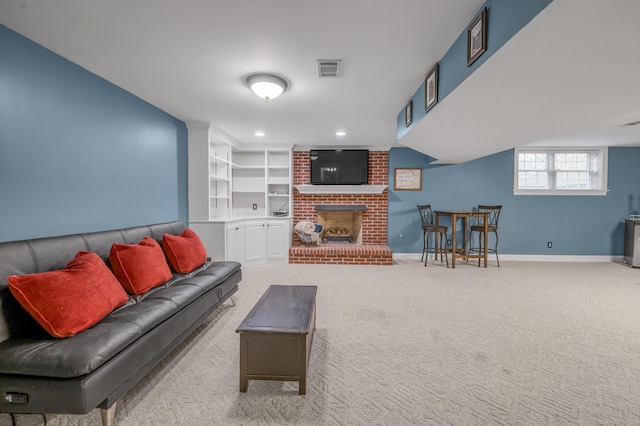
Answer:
[4,260,640,426]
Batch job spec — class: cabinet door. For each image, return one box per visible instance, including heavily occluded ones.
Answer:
[245,221,266,262]
[225,223,245,263]
[266,220,287,260]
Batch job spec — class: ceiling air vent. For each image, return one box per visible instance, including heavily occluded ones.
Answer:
[317,59,341,78]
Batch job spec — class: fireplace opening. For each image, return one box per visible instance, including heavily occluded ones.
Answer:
[315,205,367,245]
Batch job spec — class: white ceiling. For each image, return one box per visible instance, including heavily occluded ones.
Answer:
[1,0,639,163]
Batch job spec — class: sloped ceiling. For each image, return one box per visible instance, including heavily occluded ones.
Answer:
[400,0,640,163]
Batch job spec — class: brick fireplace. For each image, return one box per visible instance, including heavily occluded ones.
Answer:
[288,151,392,265]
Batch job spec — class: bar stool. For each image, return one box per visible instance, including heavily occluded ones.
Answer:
[417,205,449,267]
[468,205,502,267]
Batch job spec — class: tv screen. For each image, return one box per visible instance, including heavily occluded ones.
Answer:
[310,149,369,185]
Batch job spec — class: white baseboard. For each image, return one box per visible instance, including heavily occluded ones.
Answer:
[393,253,423,261]
[499,254,623,263]
[392,253,624,263]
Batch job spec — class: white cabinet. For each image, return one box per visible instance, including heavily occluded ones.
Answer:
[266,219,289,260]
[191,218,291,265]
[225,223,245,263]
[244,220,266,262]
[243,219,291,264]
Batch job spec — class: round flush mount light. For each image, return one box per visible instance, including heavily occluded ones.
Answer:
[244,73,289,101]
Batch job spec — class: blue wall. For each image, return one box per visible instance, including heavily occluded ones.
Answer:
[397,0,553,140]
[388,147,640,256]
[0,24,188,242]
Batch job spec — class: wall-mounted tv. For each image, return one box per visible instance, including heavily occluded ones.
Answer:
[310,149,369,185]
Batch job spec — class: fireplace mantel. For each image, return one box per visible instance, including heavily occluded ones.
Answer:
[315,205,367,211]
[294,184,387,195]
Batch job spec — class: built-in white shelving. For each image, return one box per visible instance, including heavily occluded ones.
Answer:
[187,123,293,263]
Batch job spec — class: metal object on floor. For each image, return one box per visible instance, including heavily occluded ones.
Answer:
[624,218,640,267]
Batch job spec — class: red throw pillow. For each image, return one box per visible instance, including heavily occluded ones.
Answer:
[7,251,128,338]
[162,228,207,273]
[110,236,173,294]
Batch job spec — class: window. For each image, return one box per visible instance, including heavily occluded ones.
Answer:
[514,147,608,196]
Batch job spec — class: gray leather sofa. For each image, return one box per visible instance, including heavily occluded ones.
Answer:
[0,221,241,425]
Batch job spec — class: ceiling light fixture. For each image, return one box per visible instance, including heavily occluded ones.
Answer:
[254,131,265,137]
[336,131,346,136]
[244,73,289,101]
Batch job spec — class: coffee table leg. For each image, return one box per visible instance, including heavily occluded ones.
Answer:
[239,334,248,392]
[298,337,307,395]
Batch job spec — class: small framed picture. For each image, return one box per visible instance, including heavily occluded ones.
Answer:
[394,168,422,190]
[467,7,487,66]
[405,100,413,127]
[424,63,438,112]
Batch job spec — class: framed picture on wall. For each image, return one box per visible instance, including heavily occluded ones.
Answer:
[424,63,438,112]
[467,7,487,66]
[405,100,413,127]
[394,168,422,190]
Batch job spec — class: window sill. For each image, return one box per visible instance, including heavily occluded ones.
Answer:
[513,189,608,196]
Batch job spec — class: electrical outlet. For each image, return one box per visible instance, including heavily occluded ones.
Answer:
[252,204,257,210]
[447,239,452,246]
[547,241,552,248]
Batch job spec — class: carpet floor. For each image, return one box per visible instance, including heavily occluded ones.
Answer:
[4,259,640,425]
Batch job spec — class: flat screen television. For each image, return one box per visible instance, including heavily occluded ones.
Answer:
[310,149,369,185]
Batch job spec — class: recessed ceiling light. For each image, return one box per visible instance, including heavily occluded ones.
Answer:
[255,131,265,137]
[336,131,346,136]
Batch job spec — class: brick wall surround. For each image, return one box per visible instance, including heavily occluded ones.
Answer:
[290,150,392,265]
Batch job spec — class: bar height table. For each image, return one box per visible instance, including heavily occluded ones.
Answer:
[435,210,488,268]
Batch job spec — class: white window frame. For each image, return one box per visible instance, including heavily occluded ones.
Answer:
[513,147,608,196]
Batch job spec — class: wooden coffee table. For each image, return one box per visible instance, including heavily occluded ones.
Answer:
[236,285,317,395]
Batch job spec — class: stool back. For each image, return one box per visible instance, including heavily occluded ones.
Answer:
[417,204,436,227]
[478,205,502,228]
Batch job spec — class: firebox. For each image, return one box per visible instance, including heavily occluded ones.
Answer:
[315,205,367,244]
